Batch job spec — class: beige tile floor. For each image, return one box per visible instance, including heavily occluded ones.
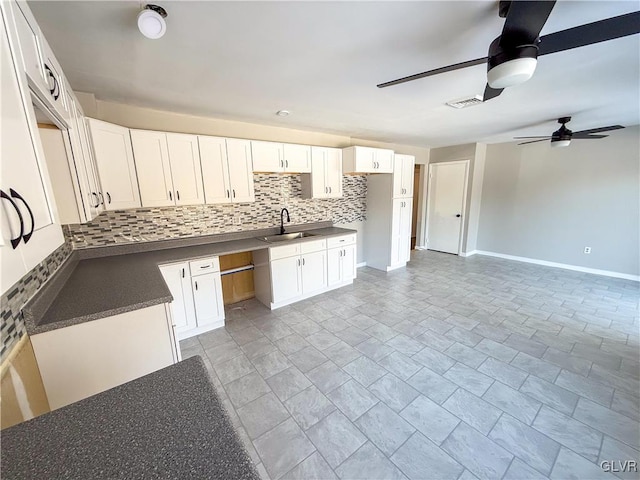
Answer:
[181,249,640,480]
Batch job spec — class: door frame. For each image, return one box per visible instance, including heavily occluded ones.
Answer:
[425,159,470,256]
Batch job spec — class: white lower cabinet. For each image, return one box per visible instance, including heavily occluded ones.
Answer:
[271,255,303,304]
[254,234,355,310]
[159,256,224,340]
[31,303,179,410]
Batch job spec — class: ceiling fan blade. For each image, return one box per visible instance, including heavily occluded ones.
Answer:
[500,0,557,47]
[377,57,487,88]
[483,84,503,101]
[571,134,608,139]
[518,139,550,145]
[513,136,551,139]
[573,125,625,136]
[538,11,640,56]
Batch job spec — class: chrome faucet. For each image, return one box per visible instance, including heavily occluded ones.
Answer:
[280,208,290,235]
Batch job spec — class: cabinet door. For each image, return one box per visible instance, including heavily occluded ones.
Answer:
[270,256,302,303]
[39,43,68,121]
[130,130,174,207]
[326,247,342,287]
[160,263,196,335]
[226,138,255,203]
[72,103,104,219]
[1,18,62,288]
[392,155,404,198]
[9,2,47,99]
[353,146,375,172]
[283,143,311,173]
[65,94,99,221]
[401,155,415,197]
[301,250,326,294]
[310,147,328,198]
[166,133,204,206]
[251,140,283,172]
[199,135,231,204]
[325,148,343,198]
[390,199,404,267]
[400,200,413,263]
[192,272,224,327]
[88,119,141,211]
[374,149,394,173]
[342,244,357,282]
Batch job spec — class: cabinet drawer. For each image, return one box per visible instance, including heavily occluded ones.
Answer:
[300,239,327,254]
[189,257,220,275]
[269,243,301,261]
[327,234,356,249]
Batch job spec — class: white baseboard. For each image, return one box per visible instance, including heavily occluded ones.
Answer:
[459,250,478,258]
[414,245,427,251]
[356,262,367,268]
[474,250,639,282]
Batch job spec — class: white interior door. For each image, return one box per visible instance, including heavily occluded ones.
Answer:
[427,161,468,255]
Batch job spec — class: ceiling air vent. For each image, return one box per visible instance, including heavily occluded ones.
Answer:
[446,95,484,109]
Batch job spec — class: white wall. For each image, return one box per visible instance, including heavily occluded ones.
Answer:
[477,126,640,276]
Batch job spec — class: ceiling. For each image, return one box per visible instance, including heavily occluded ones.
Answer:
[29,1,640,148]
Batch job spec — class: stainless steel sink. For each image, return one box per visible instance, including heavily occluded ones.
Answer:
[257,232,317,243]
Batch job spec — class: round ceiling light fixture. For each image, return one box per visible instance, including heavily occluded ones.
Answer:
[276,110,290,117]
[137,4,167,39]
[486,37,538,89]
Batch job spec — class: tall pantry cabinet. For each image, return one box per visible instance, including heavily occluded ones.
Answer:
[363,154,415,271]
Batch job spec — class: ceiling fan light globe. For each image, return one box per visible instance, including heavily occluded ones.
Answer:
[137,9,166,39]
[551,139,571,148]
[487,57,537,89]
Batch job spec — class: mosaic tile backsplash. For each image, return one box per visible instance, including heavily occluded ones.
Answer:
[1,238,73,361]
[66,174,367,248]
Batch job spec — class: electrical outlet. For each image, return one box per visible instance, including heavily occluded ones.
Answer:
[584,246,591,254]
[233,216,241,226]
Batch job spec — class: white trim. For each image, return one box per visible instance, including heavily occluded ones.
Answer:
[356,262,367,268]
[474,250,639,282]
[414,245,427,250]
[459,250,478,257]
[425,160,470,256]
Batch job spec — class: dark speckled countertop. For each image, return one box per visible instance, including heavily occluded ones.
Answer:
[1,356,260,480]
[23,222,356,334]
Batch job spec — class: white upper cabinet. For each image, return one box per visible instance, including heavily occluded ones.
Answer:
[282,143,311,172]
[251,140,282,172]
[87,118,140,211]
[226,138,255,202]
[165,133,204,206]
[199,136,254,204]
[1,14,63,294]
[301,146,342,199]
[8,2,68,122]
[342,146,394,174]
[198,136,229,204]
[251,140,311,173]
[393,154,415,198]
[130,129,175,207]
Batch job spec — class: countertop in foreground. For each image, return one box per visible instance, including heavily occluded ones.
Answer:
[0,356,260,480]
